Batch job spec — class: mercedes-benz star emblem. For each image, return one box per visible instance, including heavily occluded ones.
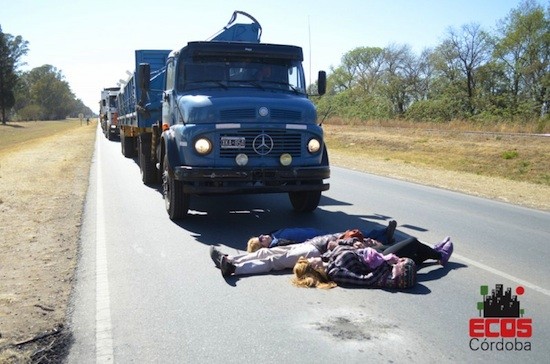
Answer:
[252,133,274,155]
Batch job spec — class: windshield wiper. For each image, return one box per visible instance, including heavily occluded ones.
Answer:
[263,81,301,93]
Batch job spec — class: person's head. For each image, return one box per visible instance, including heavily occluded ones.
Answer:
[246,234,273,252]
[256,65,272,80]
[292,257,336,289]
[389,257,417,289]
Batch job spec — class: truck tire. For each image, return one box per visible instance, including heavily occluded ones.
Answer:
[288,190,321,212]
[139,134,159,185]
[163,155,189,220]
[121,133,137,158]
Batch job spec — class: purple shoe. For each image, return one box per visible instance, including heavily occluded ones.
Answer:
[437,241,454,266]
[434,236,451,251]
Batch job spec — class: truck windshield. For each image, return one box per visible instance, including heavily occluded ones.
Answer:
[177,59,306,94]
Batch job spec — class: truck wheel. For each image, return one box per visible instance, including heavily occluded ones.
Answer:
[289,190,321,212]
[121,134,137,158]
[163,155,189,220]
[139,134,159,185]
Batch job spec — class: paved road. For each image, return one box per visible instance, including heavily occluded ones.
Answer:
[67,128,550,363]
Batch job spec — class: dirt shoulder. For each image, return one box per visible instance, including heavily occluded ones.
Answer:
[0,121,548,362]
[0,121,96,362]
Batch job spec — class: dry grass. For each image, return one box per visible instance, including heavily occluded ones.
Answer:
[0,119,96,363]
[0,120,91,155]
[324,120,550,187]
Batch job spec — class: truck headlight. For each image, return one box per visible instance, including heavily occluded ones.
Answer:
[307,138,321,153]
[280,153,292,166]
[195,138,212,155]
[235,153,248,166]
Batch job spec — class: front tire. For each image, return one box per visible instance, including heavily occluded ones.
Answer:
[289,190,321,212]
[163,155,189,220]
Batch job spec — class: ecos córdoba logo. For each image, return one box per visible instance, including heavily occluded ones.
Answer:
[469,284,532,351]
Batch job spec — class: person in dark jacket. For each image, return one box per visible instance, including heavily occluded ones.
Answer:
[246,221,396,252]
[292,236,453,289]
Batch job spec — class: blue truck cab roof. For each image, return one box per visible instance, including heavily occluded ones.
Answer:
[175,41,303,61]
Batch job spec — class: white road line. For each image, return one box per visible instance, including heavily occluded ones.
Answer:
[96,135,115,363]
[453,252,550,297]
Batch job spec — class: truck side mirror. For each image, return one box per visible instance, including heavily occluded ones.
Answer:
[317,71,326,96]
[102,100,106,106]
[138,63,151,91]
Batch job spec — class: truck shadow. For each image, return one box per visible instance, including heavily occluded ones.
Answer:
[120,151,434,250]
[166,193,430,251]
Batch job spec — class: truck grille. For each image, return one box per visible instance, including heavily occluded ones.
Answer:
[219,130,302,158]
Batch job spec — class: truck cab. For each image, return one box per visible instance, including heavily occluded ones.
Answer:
[99,87,120,140]
[155,39,329,219]
[124,11,329,220]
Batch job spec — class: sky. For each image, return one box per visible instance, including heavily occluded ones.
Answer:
[1,0,526,112]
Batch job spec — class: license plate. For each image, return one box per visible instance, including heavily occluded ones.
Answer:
[221,136,245,149]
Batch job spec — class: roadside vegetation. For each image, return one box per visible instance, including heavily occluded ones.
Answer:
[324,118,549,187]
[311,1,549,130]
[0,30,93,124]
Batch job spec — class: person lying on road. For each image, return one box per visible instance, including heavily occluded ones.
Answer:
[292,236,454,289]
[210,232,452,279]
[246,220,397,252]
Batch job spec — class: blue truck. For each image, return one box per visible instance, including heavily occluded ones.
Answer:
[116,11,329,220]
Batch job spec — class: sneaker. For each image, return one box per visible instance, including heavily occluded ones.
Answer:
[220,255,236,277]
[437,241,454,266]
[209,246,225,268]
[433,236,451,251]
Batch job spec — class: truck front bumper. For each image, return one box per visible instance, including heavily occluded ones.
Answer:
[172,165,330,194]
[109,125,120,135]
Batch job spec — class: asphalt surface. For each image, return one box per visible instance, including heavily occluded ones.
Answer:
[67,127,550,363]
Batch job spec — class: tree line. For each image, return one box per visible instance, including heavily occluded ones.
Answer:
[313,0,549,128]
[0,26,93,124]
[2,1,547,126]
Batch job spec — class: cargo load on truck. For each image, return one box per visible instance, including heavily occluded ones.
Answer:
[112,11,329,220]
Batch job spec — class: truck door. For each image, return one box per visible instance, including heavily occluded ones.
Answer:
[162,58,177,126]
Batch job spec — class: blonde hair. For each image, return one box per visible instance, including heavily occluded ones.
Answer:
[292,257,336,289]
[247,237,261,253]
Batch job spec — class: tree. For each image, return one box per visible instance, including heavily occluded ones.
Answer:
[15,65,75,120]
[441,23,493,116]
[341,47,385,94]
[379,44,420,116]
[313,1,549,124]
[0,25,28,124]
[493,0,550,120]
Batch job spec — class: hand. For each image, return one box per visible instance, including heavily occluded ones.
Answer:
[364,238,383,249]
